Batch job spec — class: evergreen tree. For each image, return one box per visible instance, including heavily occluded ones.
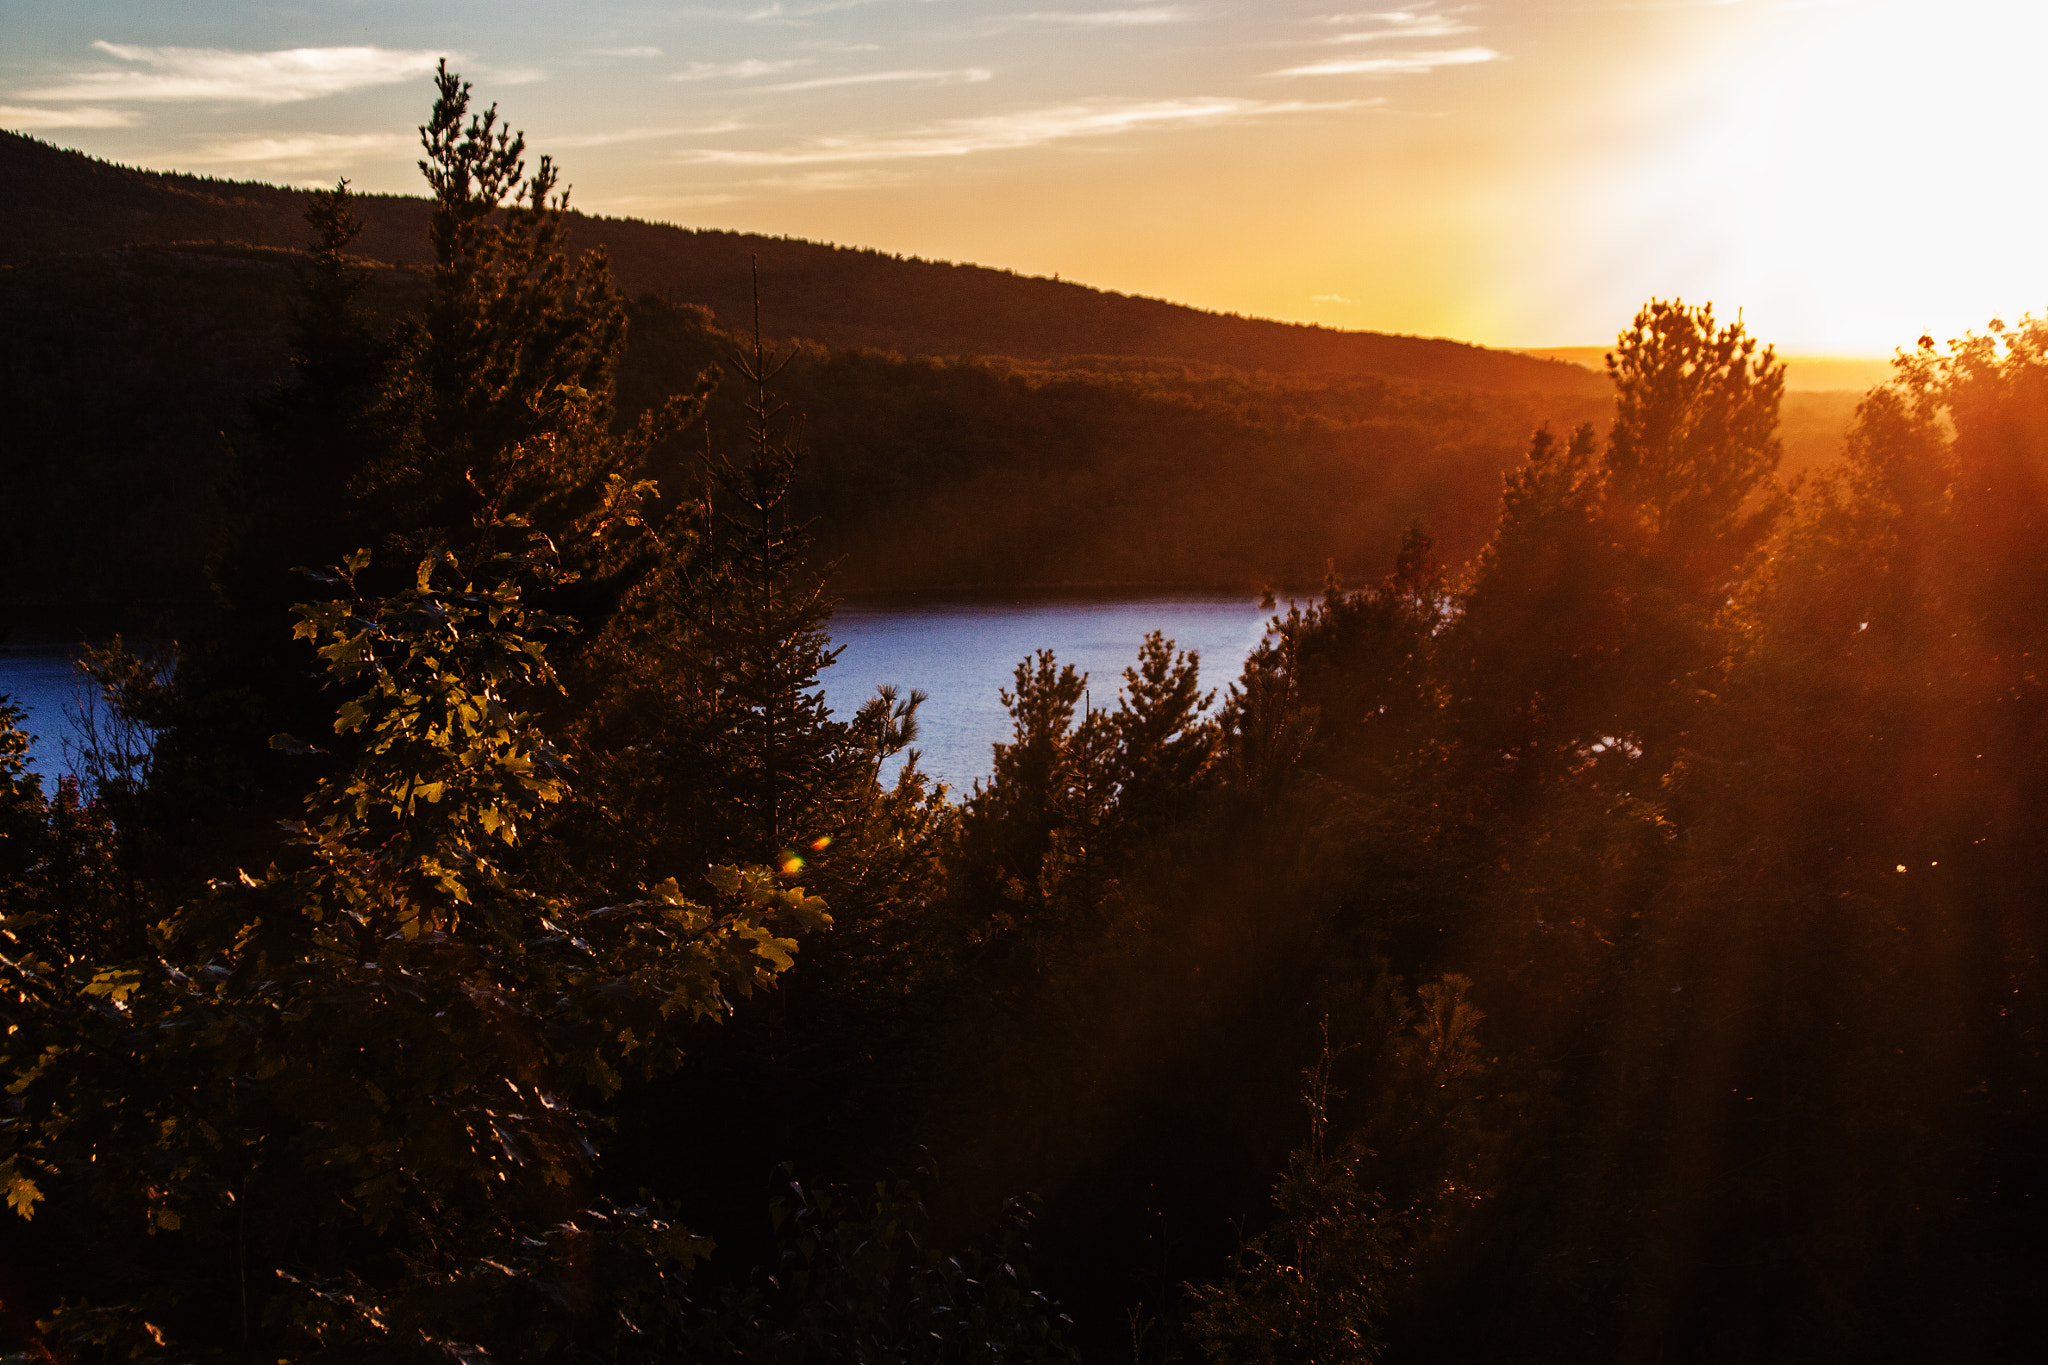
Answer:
[961,649,1092,914]
[569,278,915,881]
[1605,299,1785,595]
[367,61,637,552]
[1,525,833,1363]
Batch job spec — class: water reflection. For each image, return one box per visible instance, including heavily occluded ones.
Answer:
[1,595,1275,795]
[824,593,1271,795]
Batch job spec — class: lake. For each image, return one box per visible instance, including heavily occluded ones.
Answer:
[0,595,1275,796]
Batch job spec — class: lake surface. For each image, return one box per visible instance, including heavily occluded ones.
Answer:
[0,595,1275,796]
[0,641,93,783]
[825,594,1272,795]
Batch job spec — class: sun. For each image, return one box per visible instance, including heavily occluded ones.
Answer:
[1594,0,2048,354]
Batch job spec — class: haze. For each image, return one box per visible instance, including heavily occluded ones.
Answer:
[3,0,2039,356]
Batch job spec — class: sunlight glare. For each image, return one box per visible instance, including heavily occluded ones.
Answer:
[1596,0,2048,353]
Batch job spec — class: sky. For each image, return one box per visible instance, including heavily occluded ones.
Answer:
[2,0,2043,355]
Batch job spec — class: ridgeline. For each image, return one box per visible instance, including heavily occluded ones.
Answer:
[0,130,1603,393]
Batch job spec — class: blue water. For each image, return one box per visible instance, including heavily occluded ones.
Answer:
[824,594,1271,796]
[0,643,92,784]
[0,595,1274,796]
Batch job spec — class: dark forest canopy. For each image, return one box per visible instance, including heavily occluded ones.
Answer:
[3,71,2045,1365]
[0,236,1854,607]
[0,129,1603,393]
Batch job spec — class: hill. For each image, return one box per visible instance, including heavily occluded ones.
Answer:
[1522,344,1896,395]
[0,241,1611,604]
[0,131,1605,395]
[0,133,1868,608]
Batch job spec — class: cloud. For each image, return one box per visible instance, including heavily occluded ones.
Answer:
[0,103,140,129]
[678,95,1368,166]
[187,131,411,170]
[478,64,549,85]
[1269,47,1498,77]
[1012,7,1193,26]
[548,120,746,148]
[744,168,918,192]
[585,46,663,58]
[22,42,447,105]
[1312,293,1353,304]
[762,68,993,92]
[1323,16,1476,44]
[669,58,811,82]
[580,190,743,213]
[1308,6,1468,25]
[741,0,882,19]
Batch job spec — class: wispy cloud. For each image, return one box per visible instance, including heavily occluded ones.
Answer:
[586,190,743,211]
[741,0,884,20]
[745,168,919,192]
[0,103,140,129]
[549,120,747,148]
[22,42,447,104]
[1312,293,1353,304]
[478,64,548,86]
[1013,7,1193,26]
[669,57,811,82]
[679,95,1367,166]
[1323,14,1476,44]
[1308,7,1467,25]
[1270,47,1498,77]
[188,131,411,169]
[763,68,993,92]
[585,45,663,58]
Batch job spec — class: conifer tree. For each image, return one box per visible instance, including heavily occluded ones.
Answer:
[962,649,1091,912]
[366,60,691,569]
[568,272,924,885]
[1605,299,1785,595]
[695,293,852,857]
[1,524,833,1363]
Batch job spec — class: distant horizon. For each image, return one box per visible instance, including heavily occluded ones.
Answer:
[4,1,2040,357]
[0,127,1903,389]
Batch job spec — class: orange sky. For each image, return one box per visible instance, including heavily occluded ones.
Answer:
[5,2,2044,356]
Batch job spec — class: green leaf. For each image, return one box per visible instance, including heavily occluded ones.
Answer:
[4,1164,43,1220]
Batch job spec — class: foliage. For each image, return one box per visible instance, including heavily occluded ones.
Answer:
[1183,976,1499,1365]
[960,632,1215,943]
[700,1169,1079,1364]
[11,73,2048,1357]
[0,525,831,1362]
[1186,1027,1401,1365]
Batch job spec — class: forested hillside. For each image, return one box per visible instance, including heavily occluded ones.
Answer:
[0,237,1613,604]
[6,70,2039,1365]
[0,130,1604,392]
[0,230,1848,606]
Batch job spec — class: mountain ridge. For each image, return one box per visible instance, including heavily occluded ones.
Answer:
[0,129,1604,397]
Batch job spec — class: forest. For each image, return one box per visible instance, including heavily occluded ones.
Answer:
[0,126,1862,607]
[3,68,2044,1362]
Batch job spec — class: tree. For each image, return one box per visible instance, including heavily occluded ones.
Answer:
[703,1170,1079,1363]
[1,524,832,1363]
[1440,301,1784,783]
[1231,526,1444,787]
[568,278,921,884]
[87,68,709,908]
[1108,631,1216,844]
[958,650,1096,925]
[366,61,639,552]
[1605,299,1785,594]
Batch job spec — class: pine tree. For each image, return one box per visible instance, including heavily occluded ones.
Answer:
[1605,298,1785,595]
[696,288,854,858]
[366,60,667,561]
[568,271,919,882]
[0,521,834,1363]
